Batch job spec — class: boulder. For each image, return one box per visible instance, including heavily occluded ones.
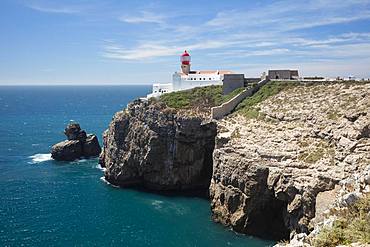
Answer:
[64,123,82,140]
[51,140,82,161]
[51,123,101,161]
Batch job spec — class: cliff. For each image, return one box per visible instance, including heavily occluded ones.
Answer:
[99,99,216,192]
[99,82,370,244]
[210,82,370,241]
[99,85,242,192]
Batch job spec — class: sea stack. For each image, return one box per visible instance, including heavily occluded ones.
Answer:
[51,123,101,161]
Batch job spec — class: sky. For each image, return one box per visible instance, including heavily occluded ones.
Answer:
[1,0,370,85]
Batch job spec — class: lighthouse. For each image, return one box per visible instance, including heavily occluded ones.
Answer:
[147,50,237,98]
[180,50,191,75]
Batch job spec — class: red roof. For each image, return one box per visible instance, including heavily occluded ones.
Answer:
[181,50,190,56]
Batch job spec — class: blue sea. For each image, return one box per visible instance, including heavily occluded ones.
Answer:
[0,86,272,246]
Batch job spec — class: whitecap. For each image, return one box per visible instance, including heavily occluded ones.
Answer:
[29,153,52,164]
[151,200,164,210]
[95,164,106,172]
[100,176,119,188]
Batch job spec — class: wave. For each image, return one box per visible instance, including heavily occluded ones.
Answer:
[151,200,164,210]
[95,164,106,172]
[100,176,119,188]
[28,153,52,164]
[68,159,89,165]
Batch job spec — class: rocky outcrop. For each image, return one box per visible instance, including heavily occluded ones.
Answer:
[210,83,370,241]
[276,165,370,247]
[51,123,101,161]
[51,140,83,161]
[99,99,217,192]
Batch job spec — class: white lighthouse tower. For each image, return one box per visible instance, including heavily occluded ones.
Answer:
[147,50,236,98]
[180,50,191,75]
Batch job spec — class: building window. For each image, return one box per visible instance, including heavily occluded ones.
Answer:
[209,78,211,80]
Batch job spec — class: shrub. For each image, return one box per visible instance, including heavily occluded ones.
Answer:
[235,81,298,119]
[159,85,245,111]
[314,193,370,246]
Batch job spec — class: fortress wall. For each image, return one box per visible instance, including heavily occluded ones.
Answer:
[211,78,269,120]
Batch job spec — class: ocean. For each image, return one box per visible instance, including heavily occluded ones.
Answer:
[0,85,272,246]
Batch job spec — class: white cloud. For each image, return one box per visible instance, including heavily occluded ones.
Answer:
[28,4,81,14]
[99,0,370,79]
[103,43,179,60]
[206,0,370,32]
[119,11,166,24]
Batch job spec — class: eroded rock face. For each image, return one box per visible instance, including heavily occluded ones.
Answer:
[51,140,82,161]
[82,134,101,157]
[51,123,101,161]
[99,100,217,192]
[210,83,370,240]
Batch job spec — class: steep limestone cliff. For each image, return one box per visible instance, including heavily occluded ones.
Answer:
[99,99,216,192]
[99,82,369,243]
[210,83,370,241]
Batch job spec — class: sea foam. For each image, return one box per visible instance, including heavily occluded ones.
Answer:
[95,164,106,172]
[29,153,52,164]
[100,176,119,188]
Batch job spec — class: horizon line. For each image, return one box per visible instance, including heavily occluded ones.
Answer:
[0,83,153,86]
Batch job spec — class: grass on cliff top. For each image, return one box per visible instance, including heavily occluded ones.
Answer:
[158,85,245,110]
[314,193,370,247]
[234,81,298,119]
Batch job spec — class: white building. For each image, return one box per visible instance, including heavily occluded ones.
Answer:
[147,51,234,98]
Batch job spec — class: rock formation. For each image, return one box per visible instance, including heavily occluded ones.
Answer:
[51,123,101,161]
[99,99,217,192]
[276,164,370,247]
[210,83,370,241]
[100,82,370,244]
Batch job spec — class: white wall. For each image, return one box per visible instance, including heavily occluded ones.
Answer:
[173,73,223,91]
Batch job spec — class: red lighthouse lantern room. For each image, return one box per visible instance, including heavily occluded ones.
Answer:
[180,50,191,65]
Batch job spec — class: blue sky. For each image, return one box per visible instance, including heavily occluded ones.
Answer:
[1,0,370,85]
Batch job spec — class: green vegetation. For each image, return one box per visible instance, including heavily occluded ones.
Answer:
[159,85,244,110]
[299,147,326,164]
[230,128,241,139]
[298,139,310,148]
[235,81,298,119]
[314,193,370,247]
[327,110,340,120]
[298,140,335,164]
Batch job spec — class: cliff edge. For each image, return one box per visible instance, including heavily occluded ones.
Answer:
[210,82,370,241]
[99,99,216,192]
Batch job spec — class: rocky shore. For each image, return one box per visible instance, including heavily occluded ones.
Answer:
[100,82,370,245]
[51,123,101,161]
